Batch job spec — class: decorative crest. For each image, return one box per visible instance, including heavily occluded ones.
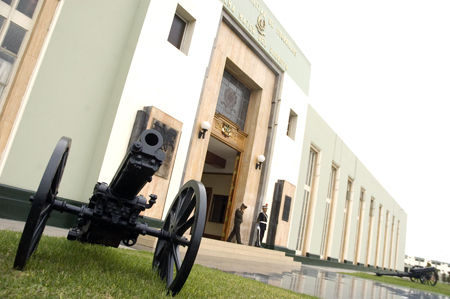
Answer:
[221,123,232,138]
[256,13,266,36]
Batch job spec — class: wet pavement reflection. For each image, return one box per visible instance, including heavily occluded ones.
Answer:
[231,265,449,299]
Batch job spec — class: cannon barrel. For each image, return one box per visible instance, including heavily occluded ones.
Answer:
[410,266,436,273]
[109,129,165,199]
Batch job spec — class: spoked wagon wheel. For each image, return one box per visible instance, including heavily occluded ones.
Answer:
[410,276,420,283]
[409,266,422,283]
[420,271,438,286]
[14,137,71,270]
[152,180,206,296]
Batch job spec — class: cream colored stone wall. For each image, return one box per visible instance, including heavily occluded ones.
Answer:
[289,106,407,271]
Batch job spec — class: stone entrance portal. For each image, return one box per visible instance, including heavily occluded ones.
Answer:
[183,20,276,244]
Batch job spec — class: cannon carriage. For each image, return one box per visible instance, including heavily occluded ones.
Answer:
[13,129,207,296]
[376,266,439,286]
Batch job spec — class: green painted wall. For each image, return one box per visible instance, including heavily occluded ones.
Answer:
[0,0,150,202]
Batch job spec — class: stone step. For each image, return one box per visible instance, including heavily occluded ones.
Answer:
[199,238,289,261]
[197,247,298,267]
[199,237,285,256]
[137,235,286,258]
[195,238,301,274]
[193,253,301,274]
[136,235,299,268]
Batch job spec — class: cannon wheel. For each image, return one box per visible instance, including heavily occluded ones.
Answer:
[14,137,71,270]
[409,266,422,283]
[152,180,206,296]
[410,276,420,283]
[420,270,438,286]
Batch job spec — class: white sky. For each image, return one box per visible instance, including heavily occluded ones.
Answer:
[265,0,450,263]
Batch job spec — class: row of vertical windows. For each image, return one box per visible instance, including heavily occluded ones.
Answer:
[365,198,400,269]
[297,145,401,269]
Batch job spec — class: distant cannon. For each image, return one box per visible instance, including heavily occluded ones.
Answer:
[376,266,438,286]
[13,129,207,296]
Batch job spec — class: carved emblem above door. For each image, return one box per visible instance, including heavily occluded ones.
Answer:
[221,123,232,138]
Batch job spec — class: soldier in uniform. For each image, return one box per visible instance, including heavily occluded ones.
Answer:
[255,203,268,247]
[227,203,247,244]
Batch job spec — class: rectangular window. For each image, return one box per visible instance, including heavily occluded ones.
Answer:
[345,179,352,201]
[327,165,337,199]
[365,197,375,266]
[168,14,186,49]
[297,147,318,251]
[382,210,390,268]
[286,109,297,140]
[17,0,39,19]
[369,197,375,216]
[353,188,365,263]
[167,5,195,54]
[394,220,400,267]
[216,70,250,130]
[374,204,383,266]
[388,215,395,269]
[339,177,353,262]
[320,164,337,257]
[2,22,27,54]
[0,0,41,101]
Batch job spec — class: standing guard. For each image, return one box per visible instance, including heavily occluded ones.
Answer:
[226,203,247,244]
[255,203,268,247]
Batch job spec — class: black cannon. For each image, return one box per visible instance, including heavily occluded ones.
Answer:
[13,129,207,296]
[376,266,438,286]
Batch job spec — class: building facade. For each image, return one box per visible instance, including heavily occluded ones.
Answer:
[0,0,407,271]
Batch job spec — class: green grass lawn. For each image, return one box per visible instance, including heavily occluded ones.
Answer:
[0,230,315,298]
[342,271,450,297]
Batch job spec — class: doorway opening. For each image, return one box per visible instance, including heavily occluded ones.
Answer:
[201,136,240,240]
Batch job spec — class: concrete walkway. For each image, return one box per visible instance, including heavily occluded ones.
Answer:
[0,218,301,276]
[1,218,68,238]
[137,234,302,275]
